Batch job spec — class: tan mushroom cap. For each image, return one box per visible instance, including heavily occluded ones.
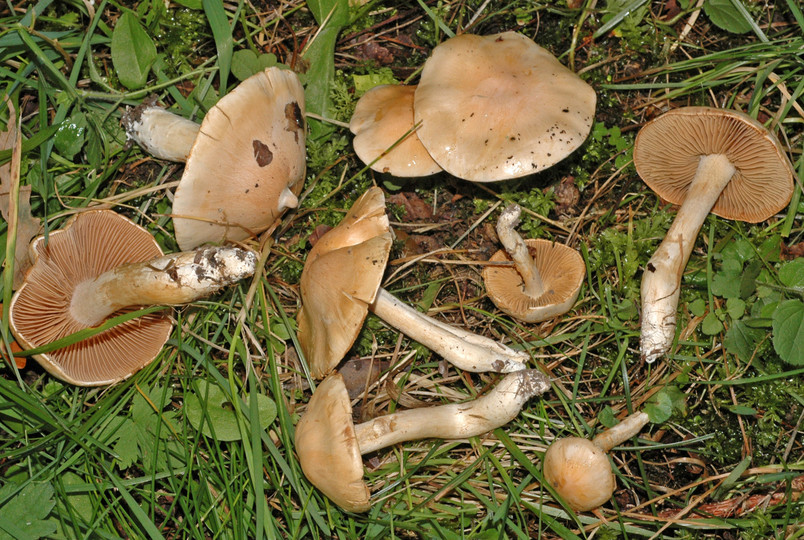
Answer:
[173,67,307,250]
[542,437,616,512]
[9,210,173,386]
[633,106,795,223]
[350,85,442,177]
[413,31,596,182]
[294,372,370,513]
[296,187,393,379]
[483,239,585,322]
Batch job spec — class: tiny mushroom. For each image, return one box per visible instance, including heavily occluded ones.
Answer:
[297,186,529,379]
[483,204,585,322]
[349,84,442,177]
[9,210,257,386]
[633,107,795,363]
[412,31,596,182]
[295,368,551,512]
[123,67,307,250]
[542,411,650,512]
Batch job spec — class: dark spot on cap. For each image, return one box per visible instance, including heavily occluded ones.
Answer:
[253,139,273,167]
[647,262,656,272]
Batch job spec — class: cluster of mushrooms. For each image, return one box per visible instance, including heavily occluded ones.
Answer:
[7,28,796,515]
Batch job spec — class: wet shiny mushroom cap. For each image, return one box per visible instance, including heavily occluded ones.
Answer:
[173,67,307,250]
[633,106,794,223]
[350,84,442,177]
[413,31,596,182]
[9,210,172,386]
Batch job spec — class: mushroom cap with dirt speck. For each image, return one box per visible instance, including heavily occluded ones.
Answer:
[9,210,173,386]
[412,31,596,182]
[483,239,585,322]
[296,187,393,379]
[542,437,616,512]
[172,67,307,250]
[350,84,442,177]
[294,372,371,513]
[633,106,794,223]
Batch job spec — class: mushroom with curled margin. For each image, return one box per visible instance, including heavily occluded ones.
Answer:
[122,67,307,251]
[296,186,529,379]
[633,107,795,363]
[483,204,585,322]
[295,368,551,512]
[542,411,650,512]
[9,209,257,386]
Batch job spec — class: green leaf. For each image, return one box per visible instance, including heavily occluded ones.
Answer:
[645,385,686,423]
[111,11,157,89]
[772,299,804,365]
[185,381,277,441]
[688,298,706,317]
[230,50,281,81]
[353,68,399,96]
[703,0,752,34]
[711,257,742,299]
[727,405,757,416]
[203,0,234,94]
[723,318,763,361]
[598,405,617,428]
[0,482,58,540]
[53,112,87,159]
[701,312,723,335]
[779,258,804,288]
[726,297,746,320]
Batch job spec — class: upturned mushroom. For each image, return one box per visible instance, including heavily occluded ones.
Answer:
[297,187,529,379]
[295,368,551,512]
[483,204,585,322]
[633,107,795,363]
[412,31,596,182]
[9,210,257,386]
[542,411,650,512]
[349,84,442,177]
[122,67,307,250]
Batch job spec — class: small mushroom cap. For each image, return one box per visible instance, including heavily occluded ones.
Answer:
[483,239,585,322]
[173,67,307,250]
[9,210,173,386]
[294,372,371,513]
[413,31,596,182]
[350,85,442,177]
[542,437,616,512]
[297,187,393,379]
[633,106,795,223]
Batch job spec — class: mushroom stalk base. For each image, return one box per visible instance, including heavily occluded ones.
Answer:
[370,288,528,373]
[640,153,736,363]
[353,369,550,454]
[122,106,200,163]
[70,246,257,326]
[496,204,545,298]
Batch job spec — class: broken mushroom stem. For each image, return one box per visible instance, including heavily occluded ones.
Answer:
[370,288,528,373]
[354,369,550,454]
[591,411,651,452]
[70,246,258,327]
[496,203,545,297]
[641,153,736,363]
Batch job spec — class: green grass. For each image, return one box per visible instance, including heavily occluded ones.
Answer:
[1,0,803,538]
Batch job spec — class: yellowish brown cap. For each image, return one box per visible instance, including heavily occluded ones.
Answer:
[633,107,794,223]
[542,437,616,512]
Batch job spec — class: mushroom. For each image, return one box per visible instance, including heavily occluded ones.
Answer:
[542,411,650,512]
[9,209,257,386]
[633,107,795,363]
[482,204,585,322]
[297,186,529,379]
[295,368,551,512]
[349,84,442,177]
[122,67,307,250]
[412,31,596,182]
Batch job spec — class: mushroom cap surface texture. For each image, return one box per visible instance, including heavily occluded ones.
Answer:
[172,67,307,250]
[542,437,616,512]
[294,372,371,513]
[9,210,173,386]
[413,31,596,182]
[633,106,794,223]
[296,187,393,379]
[483,239,585,322]
[350,84,442,177]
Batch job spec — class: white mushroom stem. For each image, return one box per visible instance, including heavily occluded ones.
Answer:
[496,204,544,297]
[69,246,257,326]
[353,369,550,454]
[370,288,528,373]
[591,411,650,452]
[122,106,200,162]
[641,153,736,363]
